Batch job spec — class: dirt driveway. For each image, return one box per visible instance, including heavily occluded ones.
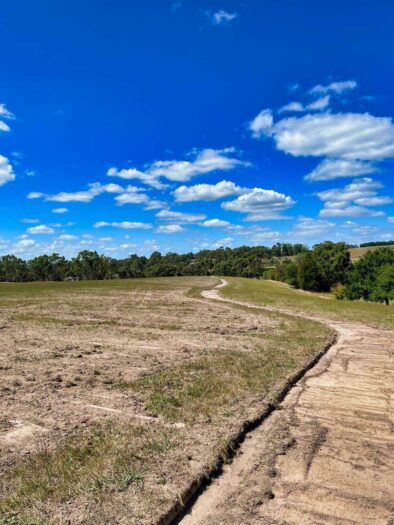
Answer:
[180,280,394,525]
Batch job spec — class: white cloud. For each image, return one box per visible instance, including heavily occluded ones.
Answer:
[222,188,295,220]
[59,234,77,240]
[52,207,69,214]
[155,209,206,223]
[107,167,167,190]
[279,95,330,114]
[0,121,11,132]
[27,192,45,199]
[27,225,55,235]
[114,191,165,209]
[20,218,40,224]
[0,104,15,133]
[310,80,357,95]
[109,148,249,188]
[307,95,330,111]
[174,180,245,202]
[202,219,231,228]
[387,217,394,223]
[252,111,394,161]
[317,178,392,217]
[212,237,234,248]
[209,10,237,25]
[0,155,15,186]
[15,239,36,248]
[93,221,152,230]
[27,183,127,203]
[290,218,335,238]
[249,110,274,138]
[0,103,15,120]
[279,102,304,113]
[155,224,184,234]
[305,159,378,181]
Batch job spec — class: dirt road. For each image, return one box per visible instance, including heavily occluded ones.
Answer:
[180,279,394,525]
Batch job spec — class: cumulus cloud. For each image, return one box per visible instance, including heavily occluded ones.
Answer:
[52,208,69,214]
[0,103,14,133]
[202,219,231,228]
[317,178,392,217]
[290,218,335,238]
[93,221,152,229]
[27,183,143,204]
[155,224,184,234]
[15,239,36,248]
[252,112,394,160]
[222,188,295,220]
[114,191,165,209]
[0,121,10,132]
[209,10,237,25]
[155,209,206,223]
[59,234,77,240]
[174,180,246,202]
[249,110,274,138]
[0,155,15,186]
[108,148,249,188]
[212,237,234,248]
[27,225,55,235]
[305,159,378,181]
[107,167,167,190]
[387,217,394,223]
[310,80,357,95]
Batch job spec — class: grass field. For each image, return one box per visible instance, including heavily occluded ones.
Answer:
[348,244,394,261]
[222,277,394,330]
[0,277,332,525]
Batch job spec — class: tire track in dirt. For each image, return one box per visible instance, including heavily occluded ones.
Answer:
[178,279,394,525]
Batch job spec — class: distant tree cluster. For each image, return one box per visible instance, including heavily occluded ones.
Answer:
[268,243,394,305]
[1,242,392,305]
[0,243,307,283]
[359,241,394,247]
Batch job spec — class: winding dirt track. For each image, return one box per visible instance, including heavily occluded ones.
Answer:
[180,279,394,525]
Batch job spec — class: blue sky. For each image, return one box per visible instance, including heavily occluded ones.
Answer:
[1,0,393,258]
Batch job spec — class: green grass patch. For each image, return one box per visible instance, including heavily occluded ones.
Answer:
[221,277,394,329]
[0,422,175,522]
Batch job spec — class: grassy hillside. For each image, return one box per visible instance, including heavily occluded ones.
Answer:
[221,277,394,330]
[348,244,394,261]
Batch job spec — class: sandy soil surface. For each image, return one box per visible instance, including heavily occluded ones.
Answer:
[180,280,394,525]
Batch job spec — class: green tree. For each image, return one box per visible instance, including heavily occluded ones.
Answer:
[297,252,322,292]
[345,247,394,301]
[311,241,351,292]
[370,264,394,305]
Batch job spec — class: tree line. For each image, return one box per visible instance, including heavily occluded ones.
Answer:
[0,241,392,304]
[0,243,306,282]
[268,242,394,305]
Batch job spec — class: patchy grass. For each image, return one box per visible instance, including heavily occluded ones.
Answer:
[221,277,394,330]
[0,276,333,524]
[132,314,330,423]
[0,422,179,524]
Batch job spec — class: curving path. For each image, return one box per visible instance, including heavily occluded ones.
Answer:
[180,279,394,525]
